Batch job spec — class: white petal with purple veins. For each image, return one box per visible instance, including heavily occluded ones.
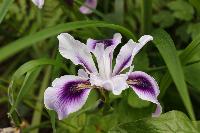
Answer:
[113,35,153,75]
[113,39,136,75]
[132,35,153,57]
[93,43,112,79]
[127,71,161,116]
[87,33,122,79]
[58,33,97,73]
[44,75,91,120]
[79,0,98,14]
[78,69,89,79]
[87,33,122,52]
[32,0,44,8]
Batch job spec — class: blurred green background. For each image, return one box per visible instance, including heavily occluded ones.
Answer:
[0,0,200,132]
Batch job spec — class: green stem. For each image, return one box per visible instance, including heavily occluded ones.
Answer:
[0,0,14,24]
[141,0,152,34]
[30,66,52,133]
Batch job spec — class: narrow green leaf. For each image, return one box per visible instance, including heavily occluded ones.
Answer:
[159,33,200,98]
[9,68,41,114]
[12,58,69,80]
[180,33,200,64]
[0,0,14,24]
[109,111,199,133]
[31,66,52,133]
[185,62,200,93]
[47,110,56,133]
[152,29,195,120]
[0,21,136,62]
[141,0,152,34]
[158,72,172,99]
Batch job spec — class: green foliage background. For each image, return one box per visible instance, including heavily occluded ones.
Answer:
[0,0,200,132]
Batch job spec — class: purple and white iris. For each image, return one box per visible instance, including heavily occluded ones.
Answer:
[44,33,162,120]
[32,0,98,14]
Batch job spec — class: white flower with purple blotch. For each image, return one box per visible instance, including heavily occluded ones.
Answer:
[44,33,162,120]
[32,0,98,14]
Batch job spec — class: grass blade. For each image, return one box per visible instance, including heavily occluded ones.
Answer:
[180,34,200,64]
[0,0,14,24]
[30,66,52,133]
[12,58,69,80]
[0,21,136,62]
[9,68,41,115]
[141,0,152,34]
[152,29,195,120]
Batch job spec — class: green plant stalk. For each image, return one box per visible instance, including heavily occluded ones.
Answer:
[0,0,14,24]
[9,68,41,115]
[47,110,56,133]
[152,29,195,120]
[12,58,69,80]
[30,66,52,133]
[141,0,152,34]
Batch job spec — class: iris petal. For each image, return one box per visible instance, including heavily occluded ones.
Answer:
[44,75,91,120]
[113,39,136,75]
[32,0,44,8]
[113,35,153,75]
[103,74,128,95]
[87,33,122,79]
[58,33,97,73]
[78,69,89,79]
[79,0,98,14]
[87,33,122,52]
[127,71,162,117]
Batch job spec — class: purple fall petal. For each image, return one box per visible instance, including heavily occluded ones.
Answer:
[127,71,162,117]
[44,75,91,120]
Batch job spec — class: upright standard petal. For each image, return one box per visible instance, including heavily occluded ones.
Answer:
[58,33,97,73]
[113,35,153,75]
[79,0,97,14]
[44,75,91,120]
[87,33,122,52]
[32,0,44,8]
[132,35,153,57]
[127,71,162,117]
[87,33,122,79]
[112,40,136,75]
[93,43,112,79]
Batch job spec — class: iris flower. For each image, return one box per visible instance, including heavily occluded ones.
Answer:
[44,33,162,120]
[32,0,98,14]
